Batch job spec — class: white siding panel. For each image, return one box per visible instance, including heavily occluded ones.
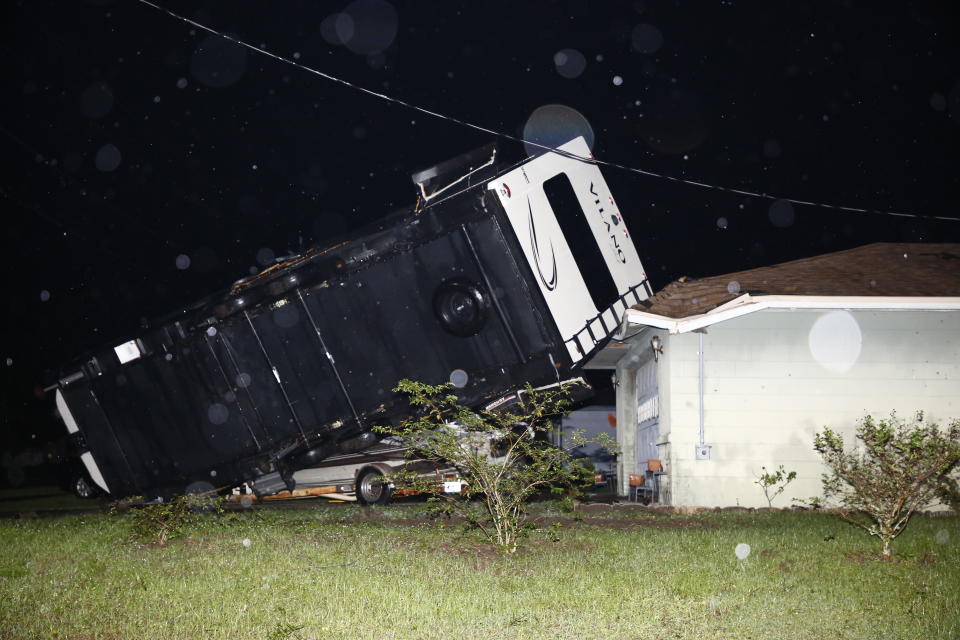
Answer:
[664,309,960,508]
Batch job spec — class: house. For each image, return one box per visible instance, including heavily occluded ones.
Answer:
[586,243,960,507]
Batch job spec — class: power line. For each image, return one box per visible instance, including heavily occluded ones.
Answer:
[135,0,959,224]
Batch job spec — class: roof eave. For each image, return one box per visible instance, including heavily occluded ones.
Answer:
[619,295,960,336]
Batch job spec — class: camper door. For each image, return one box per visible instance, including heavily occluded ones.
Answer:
[488,137,650,363]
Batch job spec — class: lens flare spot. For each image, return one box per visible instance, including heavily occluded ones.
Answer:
[522,104,594,157]
[207,403,229,425]
[553,48,586,79]
[449,369,469,388]
[808,311,862,373]
[95,144,122,172]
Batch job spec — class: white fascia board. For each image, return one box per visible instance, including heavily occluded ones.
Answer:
[620,295,960,335]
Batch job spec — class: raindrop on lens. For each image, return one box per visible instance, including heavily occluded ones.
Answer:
[190,33,248,88]
[206,326,217,337]
[522,104,595,157]
[240,495,253,508]
[5,358,13,367]
[273,305,300,329]
[936,529,950,545]
[553,48,586,79]
[185,480,215,495]
[716,217,728,229]
[95,144,122,172]
[236,372,252,388]
[449,369,469,388]
[175,254,191,270]
[321,13,353,46]
[768,199,795,228]
[631,23,664,53]
[735,543,751,560]
[207,403,229,425]
[727,280,741,294]
[40,290,51,302]
[762,139,782,158]
[255,247,276,266]
[808,310,862,373]
[80,82,114,118]
[612,75,624,86]
[337,0,398,55]
[242,538,251,547]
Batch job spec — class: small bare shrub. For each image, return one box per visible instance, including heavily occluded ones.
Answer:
[755,465,797,508]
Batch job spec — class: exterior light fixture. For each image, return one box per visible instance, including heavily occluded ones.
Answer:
[650,335,663,362]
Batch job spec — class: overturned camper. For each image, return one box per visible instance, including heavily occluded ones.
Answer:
[52,137,652,499]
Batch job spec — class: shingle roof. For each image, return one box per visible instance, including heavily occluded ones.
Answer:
[634,243,960,319]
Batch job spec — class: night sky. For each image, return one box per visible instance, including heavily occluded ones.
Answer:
[3,0,959,448]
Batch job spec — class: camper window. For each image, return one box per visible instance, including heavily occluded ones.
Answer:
[542,173,619,311]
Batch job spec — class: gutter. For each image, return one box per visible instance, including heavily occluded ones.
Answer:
[698,331,705,450]
[615,295,960,337]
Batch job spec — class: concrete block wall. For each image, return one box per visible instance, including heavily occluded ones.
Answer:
[661,309,960,508]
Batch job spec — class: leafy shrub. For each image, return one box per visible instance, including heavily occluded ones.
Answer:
[375,379,616,553]
[813,411,960,560]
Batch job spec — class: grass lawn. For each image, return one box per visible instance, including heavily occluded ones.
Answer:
[0,486,103,516]
[0,502,957,639]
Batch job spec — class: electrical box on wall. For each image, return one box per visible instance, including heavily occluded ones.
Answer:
[695,444,711,460]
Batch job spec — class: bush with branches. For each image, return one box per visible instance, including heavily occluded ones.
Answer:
[374,379,615,553]
[813,411,960,561]
[112,493,225,546]
[754,465,797,508]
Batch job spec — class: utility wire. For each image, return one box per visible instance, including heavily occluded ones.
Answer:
[135,0,958,223]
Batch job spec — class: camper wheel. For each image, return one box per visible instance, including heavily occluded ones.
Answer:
[356,467,391,506]
[71,473,98,499]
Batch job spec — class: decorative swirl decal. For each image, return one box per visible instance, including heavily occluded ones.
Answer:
[528,197,558,291]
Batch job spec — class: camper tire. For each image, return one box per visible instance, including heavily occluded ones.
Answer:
[71,474,98,499]
[356,467,391,506]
